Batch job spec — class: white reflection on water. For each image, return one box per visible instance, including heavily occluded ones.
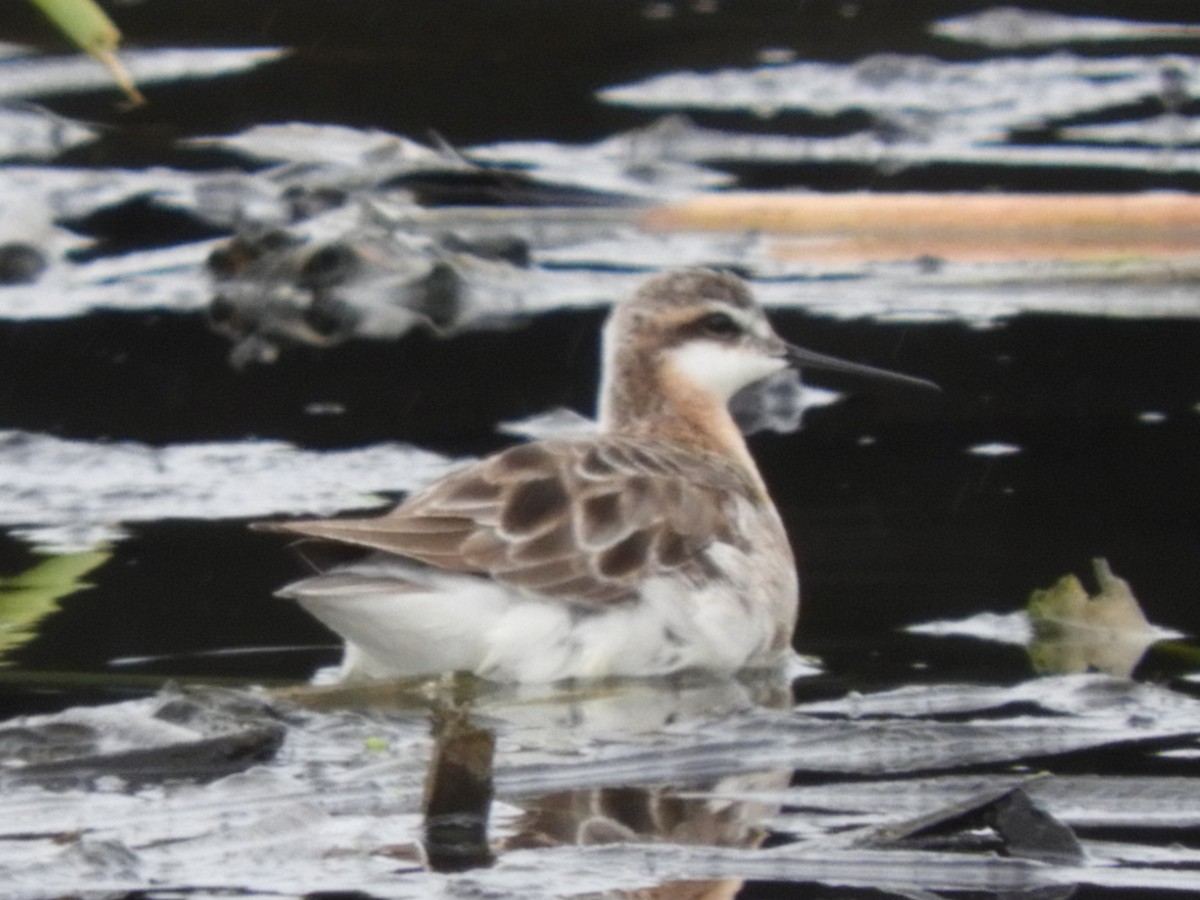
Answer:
[0,672,1198,896]
[0,46,286,101]
[967,441,1022,456]
[932,7,1200,49]
[0,430,458,552]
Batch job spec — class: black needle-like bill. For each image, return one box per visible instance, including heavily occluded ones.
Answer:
[785,343,941,393]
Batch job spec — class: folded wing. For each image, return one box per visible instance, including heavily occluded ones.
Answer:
[263,438,752,607]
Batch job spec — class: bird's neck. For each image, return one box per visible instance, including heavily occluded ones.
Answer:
[598,351,767,496]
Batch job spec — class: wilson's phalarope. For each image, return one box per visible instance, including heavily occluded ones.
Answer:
[263,270,935,683]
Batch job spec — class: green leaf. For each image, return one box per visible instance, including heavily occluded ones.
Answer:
[1026,557,1160,677]
[0,548,112,664]
[26,0,144,104]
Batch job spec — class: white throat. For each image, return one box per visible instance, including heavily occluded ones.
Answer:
[666,340,788,404]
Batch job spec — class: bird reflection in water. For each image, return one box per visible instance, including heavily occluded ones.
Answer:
[407,670,796,897]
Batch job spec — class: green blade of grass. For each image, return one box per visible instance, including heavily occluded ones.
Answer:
[0,549,112,663]
[27,0,144,104]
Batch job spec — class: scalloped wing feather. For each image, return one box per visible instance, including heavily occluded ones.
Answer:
[266,438,754,608]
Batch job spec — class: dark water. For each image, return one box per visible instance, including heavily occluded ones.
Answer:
[2,310,1197,709]
[0,0,1196,730]
[1,1,1199,896]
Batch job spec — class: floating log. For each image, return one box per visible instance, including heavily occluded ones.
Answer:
[641,193,1200,262]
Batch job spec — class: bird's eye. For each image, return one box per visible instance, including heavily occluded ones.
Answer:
[698,312,742,337]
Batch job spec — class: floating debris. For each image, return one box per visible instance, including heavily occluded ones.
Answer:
[204,207,537,366]
[1026,558,1172,676]
[866,779,1084,866]
[907,560,1186,677]
[643,191,1200,261]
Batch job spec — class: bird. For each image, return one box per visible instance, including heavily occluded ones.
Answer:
[261,269,935,684]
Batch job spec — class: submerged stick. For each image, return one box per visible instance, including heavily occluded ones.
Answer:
[423,703,497,872]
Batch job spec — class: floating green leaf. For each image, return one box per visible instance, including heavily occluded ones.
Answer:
[1026,557,1160,676]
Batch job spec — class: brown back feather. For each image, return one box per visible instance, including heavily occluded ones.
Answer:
[267,437,755,608]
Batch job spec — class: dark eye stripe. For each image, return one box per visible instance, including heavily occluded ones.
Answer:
[694,311,743,338]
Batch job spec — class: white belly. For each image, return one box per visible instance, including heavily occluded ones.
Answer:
[286,543,796,684]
